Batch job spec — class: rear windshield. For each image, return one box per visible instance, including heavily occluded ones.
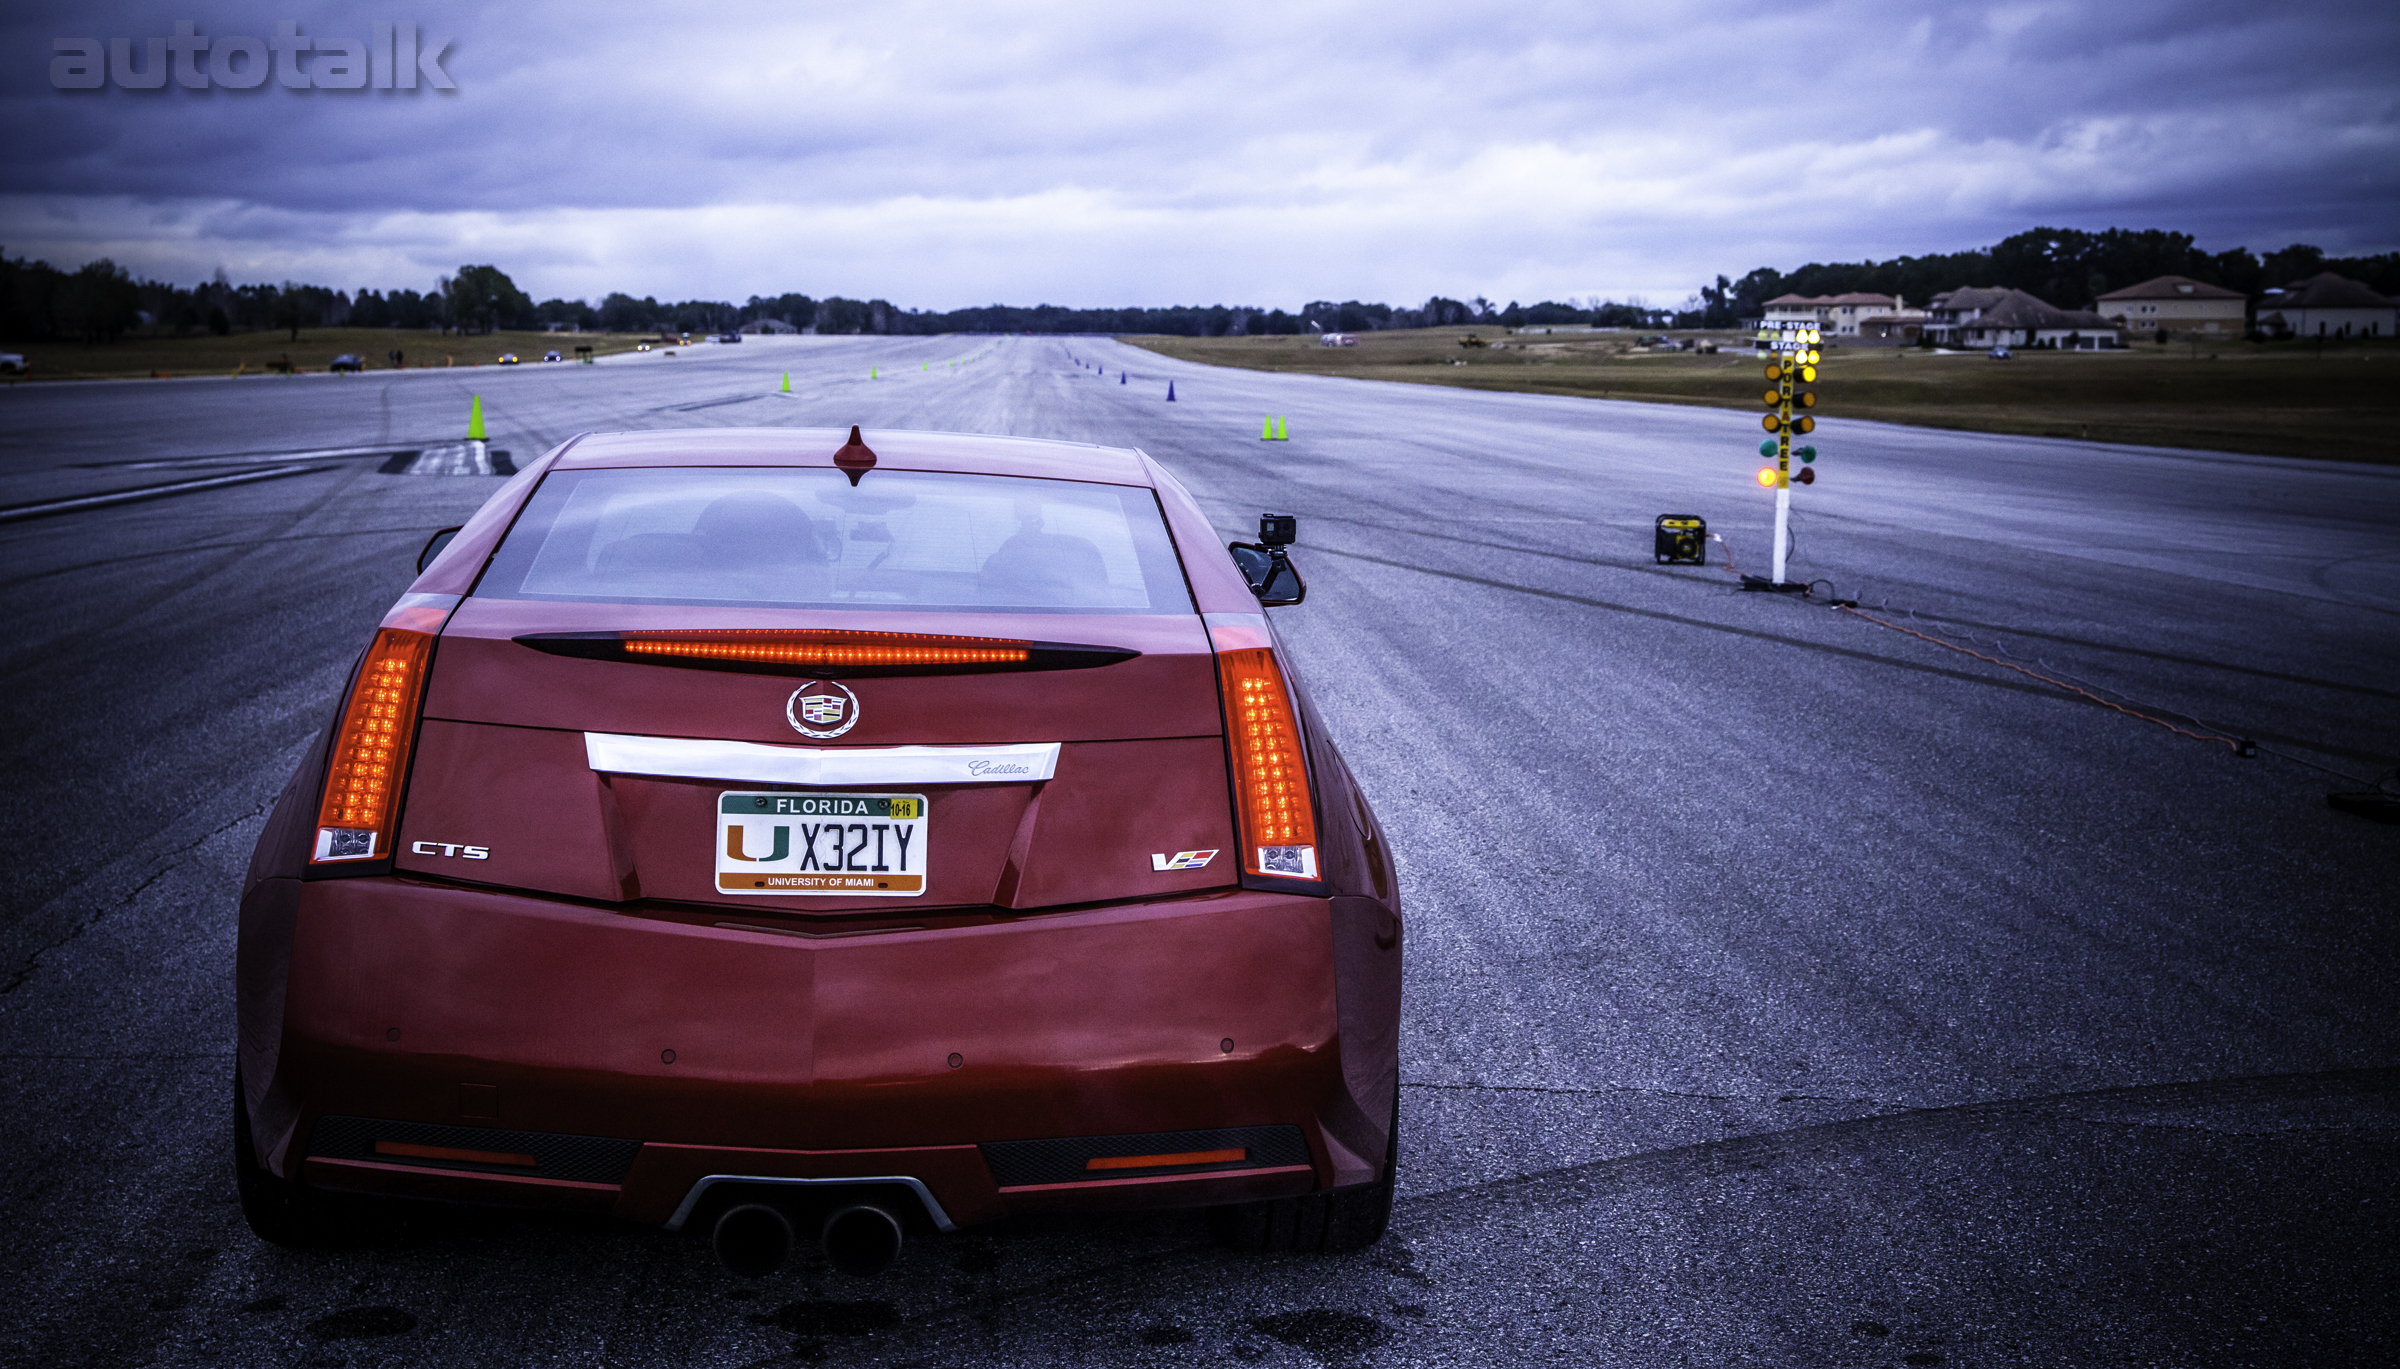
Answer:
[475,467,1193,614]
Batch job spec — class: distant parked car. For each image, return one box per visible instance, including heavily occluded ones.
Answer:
[717,332,742,343]
[1988,346,2013,360]
[330,354,364,373]
[498,353,521,365]
[543,350,562,363]
[0,352,26,374]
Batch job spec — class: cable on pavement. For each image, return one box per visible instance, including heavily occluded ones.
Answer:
[1692,531,2378,803]
[1833,605,2253,755]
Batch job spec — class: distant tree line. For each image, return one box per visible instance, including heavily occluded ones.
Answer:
[1687,227,2400,329]
[735,294,1677,336]
[0,251,1675,345]
[0,254,365,344]
[10,223,2392,346]
[0,252,565,344]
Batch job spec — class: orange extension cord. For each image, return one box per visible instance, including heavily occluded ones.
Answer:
[1705,533,2248,755]
[1833,605,2248,754]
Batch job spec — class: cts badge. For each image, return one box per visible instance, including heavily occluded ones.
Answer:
[786,680,860,739]
[410,841,489,859]
[1151,849,1219,871]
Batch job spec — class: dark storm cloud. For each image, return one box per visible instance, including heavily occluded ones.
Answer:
[1,1,2394,306]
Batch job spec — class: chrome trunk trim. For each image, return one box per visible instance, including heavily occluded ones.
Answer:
[584,734,1059,786]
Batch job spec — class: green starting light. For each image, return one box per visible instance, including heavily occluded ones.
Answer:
[1758,439,1777,457]
[1798,445,1817,463]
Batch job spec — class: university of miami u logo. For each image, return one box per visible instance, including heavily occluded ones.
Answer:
[725,824,790,862]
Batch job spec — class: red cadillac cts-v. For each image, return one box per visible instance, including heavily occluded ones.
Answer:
[235,426,1403,1275]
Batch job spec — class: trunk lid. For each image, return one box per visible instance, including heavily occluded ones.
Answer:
[395,599,1234,913]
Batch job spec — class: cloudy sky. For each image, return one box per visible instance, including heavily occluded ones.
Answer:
[5,1,2396,310]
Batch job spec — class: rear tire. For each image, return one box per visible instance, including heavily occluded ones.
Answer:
[1210,1095,1397,1254]
[233,1070,342,1249]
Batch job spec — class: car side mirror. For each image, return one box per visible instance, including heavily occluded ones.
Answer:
[1228,543,1305,605]
[417,526,462,574]
[1229,513,1305,606]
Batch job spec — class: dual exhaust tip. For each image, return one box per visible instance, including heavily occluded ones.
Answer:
[713,1201,904,1279]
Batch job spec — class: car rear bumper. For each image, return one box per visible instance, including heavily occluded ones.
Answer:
[253,876,1371,1228]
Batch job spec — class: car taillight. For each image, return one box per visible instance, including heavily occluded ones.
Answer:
[1216,647,1318,880]
[311,626,436,864]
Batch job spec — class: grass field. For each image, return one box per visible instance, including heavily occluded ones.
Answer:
[0,328,667,381]
[1123,327,2400,463]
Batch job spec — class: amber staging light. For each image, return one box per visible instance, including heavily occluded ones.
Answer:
[1217,648,1318,879]
[619,629,1030,671]
[313,627,435,863]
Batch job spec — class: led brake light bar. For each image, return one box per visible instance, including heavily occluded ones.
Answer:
[626,629,1025,669]
[515,629,1136,677]
[1217,647,1318,880]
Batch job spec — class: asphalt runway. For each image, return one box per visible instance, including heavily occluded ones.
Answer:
[2,335,2396,1367]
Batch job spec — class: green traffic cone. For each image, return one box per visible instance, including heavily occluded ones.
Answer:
[871,367,878,379]
[467,394,485,440]
[781,371,790,394]
[1261,415,1272,440]
[1275,416,1288,440]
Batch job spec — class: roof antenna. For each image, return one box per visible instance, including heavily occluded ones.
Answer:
[833,424,877,486]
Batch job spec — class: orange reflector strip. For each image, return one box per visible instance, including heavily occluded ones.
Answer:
[1217,648,1317,876]
[312,627,434,862]
[1086,1148,1245,1171]
[619,629,1029,671]
[373,1140,538,1167]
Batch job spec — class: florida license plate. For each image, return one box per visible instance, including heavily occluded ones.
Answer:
[716,792,928,896]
